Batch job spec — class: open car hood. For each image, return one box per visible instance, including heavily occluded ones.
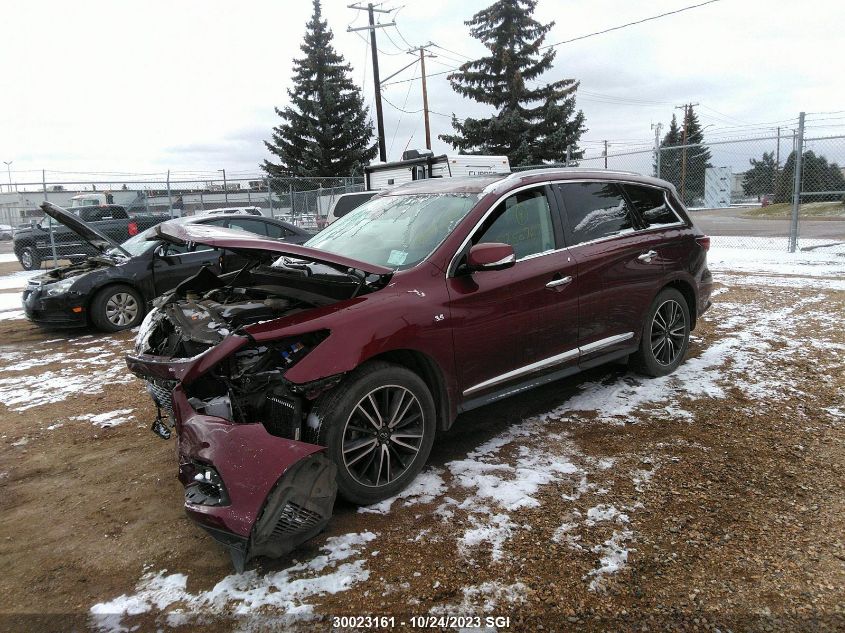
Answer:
[152,220,393,276]
[40,202,130,258]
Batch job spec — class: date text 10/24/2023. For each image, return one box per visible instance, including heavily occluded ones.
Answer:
[331,615,512,628]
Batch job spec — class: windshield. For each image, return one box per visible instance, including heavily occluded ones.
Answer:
[109,226,158,257]
[301,193,477,270]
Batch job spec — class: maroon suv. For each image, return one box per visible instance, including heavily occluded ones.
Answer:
[127,169,712,569]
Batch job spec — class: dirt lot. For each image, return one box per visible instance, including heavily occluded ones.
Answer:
[0,262,843,632]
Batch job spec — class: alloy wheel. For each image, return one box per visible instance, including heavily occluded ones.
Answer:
[650,299,686,366]
[21,250,33,269]
[105,292,139,327]
[341,385,425,488]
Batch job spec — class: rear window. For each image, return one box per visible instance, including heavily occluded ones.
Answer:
[556,182,634,245]
[227,218,269,236]
[624,185,680,227]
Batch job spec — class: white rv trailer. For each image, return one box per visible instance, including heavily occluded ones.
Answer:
[364,150,511,191]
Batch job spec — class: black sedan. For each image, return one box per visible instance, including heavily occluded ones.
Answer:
[22,203,313,332]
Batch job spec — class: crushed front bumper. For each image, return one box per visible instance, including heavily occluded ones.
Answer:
[141,379,337,571]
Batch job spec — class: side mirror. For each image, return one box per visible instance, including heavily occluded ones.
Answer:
[466,242,516,272]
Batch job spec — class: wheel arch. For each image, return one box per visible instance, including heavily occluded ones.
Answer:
[662,278,697,329]
[364,349,453,432]
[86,280,145,325]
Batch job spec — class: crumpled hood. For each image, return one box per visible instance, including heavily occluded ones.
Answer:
[152,221,393,276]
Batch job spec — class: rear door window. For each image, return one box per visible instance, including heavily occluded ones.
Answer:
[555,182,634,245]
[623,184,680,228]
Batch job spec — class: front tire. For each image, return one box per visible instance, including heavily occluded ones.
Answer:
[630,287,690,377]
[19,246,40,271]
[306,361,436,505]
[90,284,145,332]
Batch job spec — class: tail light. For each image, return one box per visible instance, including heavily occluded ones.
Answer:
[696,236,710,251]
[128,221,139,236]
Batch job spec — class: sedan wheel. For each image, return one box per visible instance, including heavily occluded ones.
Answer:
[91,284,145,332]
[105,292,139,327]
[342,385,425,488]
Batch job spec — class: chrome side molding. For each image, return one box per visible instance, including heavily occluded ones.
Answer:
[463,331,634,396]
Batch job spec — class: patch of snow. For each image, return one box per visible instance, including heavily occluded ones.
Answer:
[458,512,516,562]
[0,270,40,290]
[430,581,527,615]
[586,529,635,591]
[0,292,23,312]
[90,532,377,632]
[585,504,629,526]
[71,408,135,428]
[0,309,24,321]
[0,336,134,411]
[358,469,446,514]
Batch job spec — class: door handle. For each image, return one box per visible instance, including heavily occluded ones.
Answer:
[637,250,658,263]
[546,275,573,289]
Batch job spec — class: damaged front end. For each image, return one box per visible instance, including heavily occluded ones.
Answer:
[126,255,386,570]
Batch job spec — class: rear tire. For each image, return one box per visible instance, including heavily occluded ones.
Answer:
[305,361,436,505]
[19,246,40,271]
[630,287,690,377]
[90,284,145,332]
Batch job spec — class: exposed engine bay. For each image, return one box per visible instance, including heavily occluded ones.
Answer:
[34,256,113,282]
[135,260,385,441]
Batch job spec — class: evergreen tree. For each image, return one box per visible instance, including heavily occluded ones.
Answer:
[439,0,586,166]
[742,151,777,199]
[655,114,682,186]
[655,107,711,205]
[262,0,376,180]
[774,150,845,203]
[679,106,711,204]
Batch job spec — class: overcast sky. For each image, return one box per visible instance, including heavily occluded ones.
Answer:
[1,0,843,183]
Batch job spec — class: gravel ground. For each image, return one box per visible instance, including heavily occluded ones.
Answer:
[0,252,843,632]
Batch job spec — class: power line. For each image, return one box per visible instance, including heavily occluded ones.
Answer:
[540,0,724,49]
[430,43,472,60]
[388,62,417,157]
[380,92,450,118]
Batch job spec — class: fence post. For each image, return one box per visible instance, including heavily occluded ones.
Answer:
[289,183,294,221]
[166,169,173,218]
[565,145,571,167]
[42,169,58,268]
[788,112,805,253]
[267,178,274,217]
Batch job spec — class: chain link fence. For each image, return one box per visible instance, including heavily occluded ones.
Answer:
[514,120,845,252]
[1,115,842,268]
[0,175,363,268]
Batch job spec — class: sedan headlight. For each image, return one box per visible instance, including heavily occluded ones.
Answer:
[44,278,76,297]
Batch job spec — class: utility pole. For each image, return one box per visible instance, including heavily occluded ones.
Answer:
[348,3,395,162]
[3,161,12,193]
[651,123,663,178]
[675,102,698,203]
[419,47,431,150]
